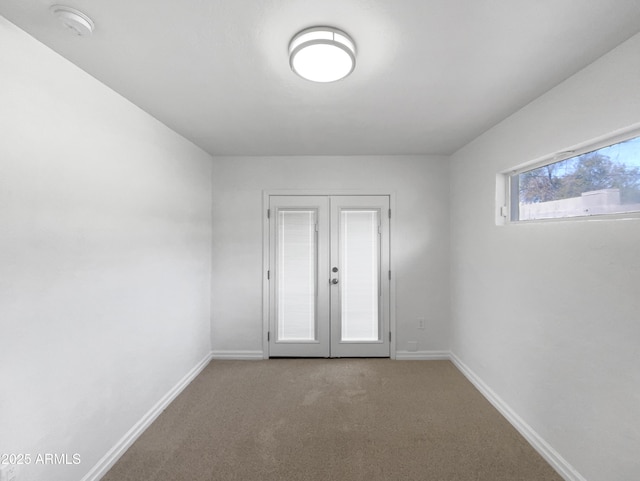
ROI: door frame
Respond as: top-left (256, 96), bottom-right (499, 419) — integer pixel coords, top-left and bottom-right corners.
top-left (261, 190), bottom-right (397, 359)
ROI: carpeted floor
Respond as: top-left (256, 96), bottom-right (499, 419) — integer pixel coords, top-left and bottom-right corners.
top-left (101, 359), bottom-right (562, 481)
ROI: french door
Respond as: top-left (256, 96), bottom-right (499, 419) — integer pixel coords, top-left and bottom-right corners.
top-left (267, 195), bottom-right (390, 357)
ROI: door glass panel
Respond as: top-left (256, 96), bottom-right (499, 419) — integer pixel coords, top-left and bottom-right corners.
top-left (277, 210), bottom-right (317, 341)
top-left (340, 210), bottom-right (379, 341)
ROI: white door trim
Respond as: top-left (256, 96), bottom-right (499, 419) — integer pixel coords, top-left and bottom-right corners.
top-left (262, 190), bottom-right (397, 359)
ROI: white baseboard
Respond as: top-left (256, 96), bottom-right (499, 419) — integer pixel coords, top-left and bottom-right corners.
top-left (211, 350), bottom-right (264, 360)
top-left (449, 353), bottom-right (586, 481)
top-left (79, 352), bottom-right (213, 481)
top-left (395, 350), bottom-right (450, 360)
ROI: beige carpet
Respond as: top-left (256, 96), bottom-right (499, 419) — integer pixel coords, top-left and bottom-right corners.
top-left (102, 359), bottom-right (562, 481)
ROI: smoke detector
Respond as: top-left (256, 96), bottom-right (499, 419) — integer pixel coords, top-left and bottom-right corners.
top-left (50, 5), bottom-right (94, 37)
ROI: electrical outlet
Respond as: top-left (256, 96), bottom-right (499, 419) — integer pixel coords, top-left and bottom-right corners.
top-left (0, 464), bottom-right (18, 481)
top-left (417, 317), bottom-right (425, 329)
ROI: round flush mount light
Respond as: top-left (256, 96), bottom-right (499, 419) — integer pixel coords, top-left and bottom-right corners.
top-left (289, 27), bottom-right (356, 83)
top-left (50, 5), bottom-right (94, 37)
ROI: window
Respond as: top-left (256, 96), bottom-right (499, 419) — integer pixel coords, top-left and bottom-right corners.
top-left (508, 134), bottom-right (640, 221)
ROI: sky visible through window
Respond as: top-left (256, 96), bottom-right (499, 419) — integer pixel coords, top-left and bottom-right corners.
top-left (514, 135), bottom-right (640, 220)
top-left (603, 135), bottom-right (640, 168)
top-left (518, 135), bottom-right (640, 205)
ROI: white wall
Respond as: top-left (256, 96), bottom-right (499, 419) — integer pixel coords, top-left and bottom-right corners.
top-left (211, 155), bottom-right (450, 356)
top-left (450, 32), bottom-right (640, 481)
top-left (0, 17), bottom-right (212, 481)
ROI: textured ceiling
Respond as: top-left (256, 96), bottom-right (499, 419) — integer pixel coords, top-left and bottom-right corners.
top-left (2, 0), bottom-right (640, 156)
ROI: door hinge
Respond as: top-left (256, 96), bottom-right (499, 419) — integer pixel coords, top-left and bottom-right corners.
top-left (267, 270), bottom-right (270, 280)
top-left (267, 208), bottom-right (270, 219)
top-left (388, 208), bottom-right (391, 218)
top-left (267, 331), bottom-right (270, 341)
top-left (388, 270), bottom-right (391, 280)
top-left (389, 332), bottom-right (392, 342)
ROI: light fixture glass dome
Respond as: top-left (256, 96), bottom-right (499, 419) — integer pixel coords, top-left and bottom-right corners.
top-left (289, 27), bottom-right (356, 83)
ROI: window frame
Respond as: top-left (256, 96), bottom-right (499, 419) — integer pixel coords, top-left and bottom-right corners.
top-left (503, 127), bottom-right (640, 224)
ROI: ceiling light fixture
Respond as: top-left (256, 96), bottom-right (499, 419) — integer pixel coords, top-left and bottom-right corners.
top-left (289, 27), bottom-right (356, 83)
top-left (50, 5), bottom-right (94, 37)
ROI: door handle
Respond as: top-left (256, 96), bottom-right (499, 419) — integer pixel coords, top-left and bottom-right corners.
top-left (331, 278), bottom-right (339, 285)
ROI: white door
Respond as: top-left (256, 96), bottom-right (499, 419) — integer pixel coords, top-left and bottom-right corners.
top-left (268, 195), bottom-right (390, 357)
